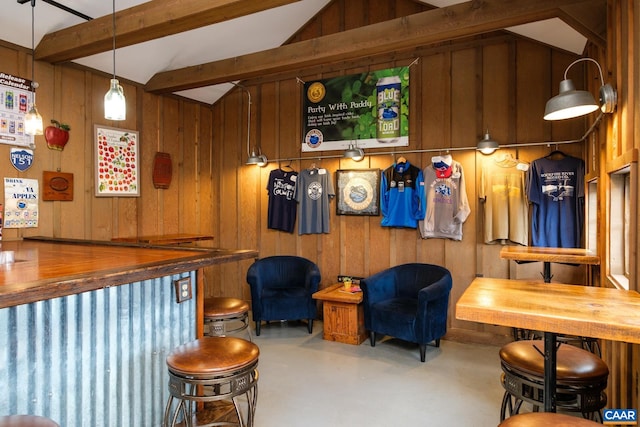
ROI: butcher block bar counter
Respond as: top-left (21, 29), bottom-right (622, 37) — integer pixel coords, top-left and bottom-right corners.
top-left (0, 237), bottom-right (257, 427)
top-left (0, 236), bottom-right (254, 309)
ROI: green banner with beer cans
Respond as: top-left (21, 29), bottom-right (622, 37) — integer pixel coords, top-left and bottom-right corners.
top-left (302, 67), bottom-right (409, 152)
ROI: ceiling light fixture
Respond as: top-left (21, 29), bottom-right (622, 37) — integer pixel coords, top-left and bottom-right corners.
top-left (544, 57), bottom-right (617, 121)
top-left (24, 0), bottom-right (43, 136)
top-left (238, 85), bottom-right (267, 167)
top-left (477, 131), bottom-right (499, 155)
top-left (344, 143), bottom-right (364, 161)
top-left (104, 0), bottom-right (126, 120)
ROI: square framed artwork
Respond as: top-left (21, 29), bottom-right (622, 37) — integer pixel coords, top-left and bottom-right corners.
top-left (94, 125), bottom-right (139, 197)
top-left (336, 169), bottom-right (380, 216)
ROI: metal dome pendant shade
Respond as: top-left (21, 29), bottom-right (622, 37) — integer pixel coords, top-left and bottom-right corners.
top-left (477, 131), bottom-right (499, 155)
top-left (344, 143), bottom-right (364, 161)
top-left (544, 57), bottom-right (617, 121)
top-left (543, 79), bottom-right (598, 120)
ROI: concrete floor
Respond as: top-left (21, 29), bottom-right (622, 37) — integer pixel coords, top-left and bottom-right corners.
top-left (250, 320), bottom-right (506, 427)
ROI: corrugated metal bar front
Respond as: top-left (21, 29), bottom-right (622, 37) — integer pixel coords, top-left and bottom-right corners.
top-left (0, 271), bottom-right (196, 426)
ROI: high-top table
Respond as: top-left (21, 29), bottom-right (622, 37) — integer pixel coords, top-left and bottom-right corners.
top-left (456, 277), bottom-right (640, 412)
top-left (500, 246), bottom-right (600, 283)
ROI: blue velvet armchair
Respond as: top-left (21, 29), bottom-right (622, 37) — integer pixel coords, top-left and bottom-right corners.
top-left (246, 256), bottom-right (321, 336)
top-left (361, 263), bottom-right (452, 362)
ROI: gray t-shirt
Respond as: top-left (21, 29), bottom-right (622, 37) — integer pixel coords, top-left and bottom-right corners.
top-left (294, 168), bottom-right (335, 234)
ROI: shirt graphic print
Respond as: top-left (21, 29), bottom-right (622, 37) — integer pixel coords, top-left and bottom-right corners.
top-left (266, 169), bottom-right (298, 233)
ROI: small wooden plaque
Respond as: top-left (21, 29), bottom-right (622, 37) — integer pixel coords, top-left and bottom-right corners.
top-left (43, 171), bottom-right (74, 201)
top-left (153, 152), bottom-right (172, 189)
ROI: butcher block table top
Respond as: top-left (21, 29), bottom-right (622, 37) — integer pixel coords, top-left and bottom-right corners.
top-left (499, 246), bottom-right (600, 265)
top-left (456, 277), bottom-right (640, 344)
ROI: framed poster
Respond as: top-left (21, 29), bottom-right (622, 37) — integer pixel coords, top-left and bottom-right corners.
top-left (94, 125), bottom-right (139, 197)
top-left (336, 169), bottom-right (380, 216)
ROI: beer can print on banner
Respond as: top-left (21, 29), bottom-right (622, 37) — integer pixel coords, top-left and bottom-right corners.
top-left (376, 76), bottom-right (401, 142)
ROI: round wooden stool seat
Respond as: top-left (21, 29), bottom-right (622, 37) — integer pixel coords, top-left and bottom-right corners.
top-left (163, 337), bottom-right (259, 427)
top-left (166, 336), bottom-right (259, 378)
top-left (499, 412), bottom-right (603, 426)
top-left (0, 416), bottom-right (59, 427)
top-left (499, 340), bottom-right (608, 422)
top-left (500, 340), bottom-right (609, 384)
top-left (203, 297), bottom-right (252, 341)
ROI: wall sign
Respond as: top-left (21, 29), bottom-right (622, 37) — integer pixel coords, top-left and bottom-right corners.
top-left (3, 177), bottom-right (38, 228)
top-left (94, 125), bottom-right (139, 197)
top-left (152, 152), bottom-right (172, 189)
top-left (43, 171), bottom-right (73, 201)
top-left (0, 71), bottom-right (35, 148)
top-left (10, 147), bottom-right (33, 171)
top-left (302, 67), bottom-right (409, 153)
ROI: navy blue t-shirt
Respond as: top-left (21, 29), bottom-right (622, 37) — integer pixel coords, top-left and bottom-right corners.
top-left (526, 155), bottom-right (584, 248)
top-left (267, 169), bottom-right (298, 233)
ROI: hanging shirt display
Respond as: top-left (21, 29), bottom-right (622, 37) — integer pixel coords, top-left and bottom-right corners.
top-left (526, 152), bottom-right (584, 248)
top-left (419, 155), bottom-right (470, 241)
top-left (266, 168), bottom-right (298, 233)
top-left (380, 159), bottom-right (426, 228)
top-left (294, 167), bottom-right (335, 235)
top-left (479, 154), bottom-right (529, 245)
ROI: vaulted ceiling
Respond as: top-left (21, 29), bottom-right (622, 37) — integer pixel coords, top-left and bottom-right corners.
top-left (2, 0), bottom-right (606, 105)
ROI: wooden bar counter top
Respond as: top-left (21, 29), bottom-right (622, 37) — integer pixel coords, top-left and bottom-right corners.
top-left (0, 236), bottom-right (257, 309)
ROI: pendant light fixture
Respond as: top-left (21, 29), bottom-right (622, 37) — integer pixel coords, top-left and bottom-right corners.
top-left (239, 85), bottom-right (267, 167)
top-left (544, 57), bottom-right (617, 121)
top-left (344, 142), bottom-right (365, 161)
top-left (476, 131), bottom-right (499, 155)
top-left (24, 0), bottom-right (43, 136)
top-left (104, 0), bottom-right (126, 120)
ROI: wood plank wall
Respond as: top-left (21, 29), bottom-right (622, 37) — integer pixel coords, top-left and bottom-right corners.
top-left (1, 0), bottom-right (638, 411)
top-left (596, 0), bottom-right (640, 413)
top-left (209, 0), bottom-right (588, 341)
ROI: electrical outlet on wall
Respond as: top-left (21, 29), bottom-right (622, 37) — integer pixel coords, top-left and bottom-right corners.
top-left (174, 277), bottom-right (192, 303)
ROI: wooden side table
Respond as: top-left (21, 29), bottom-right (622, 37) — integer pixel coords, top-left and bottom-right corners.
top-left (312, 283), bottom-right (367, 345)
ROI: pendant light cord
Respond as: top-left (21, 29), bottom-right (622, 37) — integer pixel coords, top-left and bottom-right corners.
top-left (112, 0), bottom-right (116, 79)
top-left (30, 0), bottom-right (36, 87)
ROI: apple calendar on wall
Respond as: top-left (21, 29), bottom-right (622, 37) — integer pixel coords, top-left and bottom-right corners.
top-left (94, 124), bottom-right (139, 197)
top-left (0, 71), bottom-right (36, 148)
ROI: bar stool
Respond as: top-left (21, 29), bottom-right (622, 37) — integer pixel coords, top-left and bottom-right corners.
top-left (163, 336), bottom-right (259, 427)
top-left (499, 412), bottom-right (603, 426)
top-left (0, 416), bottom-right (59, 427)
top-left (499, 340), bottom-right (608, 422)
top-left (204, 297), bottom-right (252, 341)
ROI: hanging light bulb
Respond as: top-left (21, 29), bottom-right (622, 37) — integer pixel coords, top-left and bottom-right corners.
top-left (104, 0), bottom-right (126, 120)
top-left (25, 0), bottom-right (43, 136)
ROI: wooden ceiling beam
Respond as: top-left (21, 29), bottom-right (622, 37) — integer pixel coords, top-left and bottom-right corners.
top-left (145, 0), bottom-right (594, 95)
top-left (35, 0), bottom-right (301, 63)
top-left (558, 0), bottom-right (607, 48)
